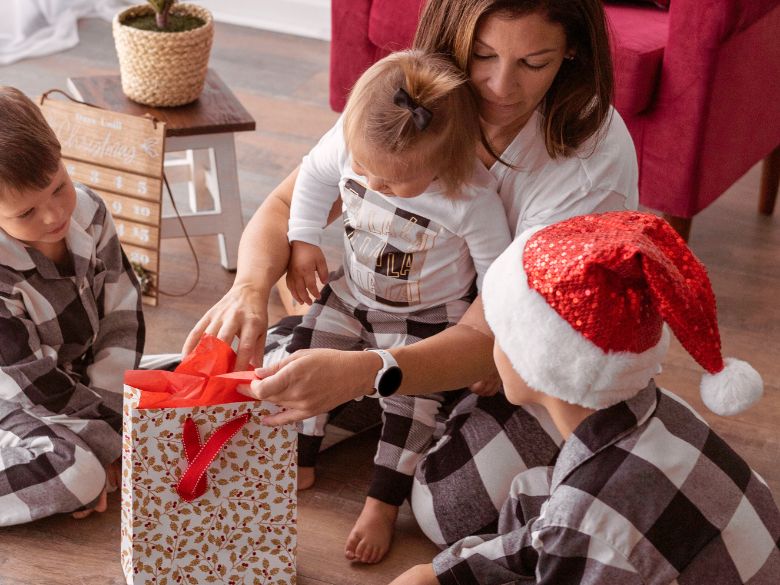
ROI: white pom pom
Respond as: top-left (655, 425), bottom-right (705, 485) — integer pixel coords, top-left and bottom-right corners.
top-left (700, 358), bottom-right (763, 416)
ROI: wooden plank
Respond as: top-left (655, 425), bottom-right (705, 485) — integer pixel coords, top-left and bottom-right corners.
top-left (40, 99), bottom-right (165, 177)
top-left (40, 96), bottom-right (166, 305)
top-left (122, 243), bottom-right (159, 274)
top-left (120, 243), bottom-right (159, 307)
top-left (94, 189), bottom-right (160, 226)
top-left (64, 159), bottom-right (162, 202)
top-left (113, 218), bottom-right (159, 249)
top-left (68, 70), bottom-right (257, 138)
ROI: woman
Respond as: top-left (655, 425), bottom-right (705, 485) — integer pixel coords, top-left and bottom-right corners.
top-left (184, 0), bottom-right (638, 573)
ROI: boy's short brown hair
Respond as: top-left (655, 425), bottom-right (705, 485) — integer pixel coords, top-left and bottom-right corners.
top-left (0, 87), bottom-right (62, 198)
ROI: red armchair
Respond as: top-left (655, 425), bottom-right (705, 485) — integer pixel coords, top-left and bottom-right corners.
top-left (330, 0), bottom-right (780, 239)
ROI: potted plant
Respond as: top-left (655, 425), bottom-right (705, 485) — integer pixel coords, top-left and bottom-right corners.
top-left (113, 0), bottom-right (214, 107)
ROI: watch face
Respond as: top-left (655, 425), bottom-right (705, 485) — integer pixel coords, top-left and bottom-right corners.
top-left (378, 365), bottom-right (403, 397)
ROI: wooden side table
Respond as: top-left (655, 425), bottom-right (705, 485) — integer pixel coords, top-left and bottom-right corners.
top-left (68, 69), bottom-right (256, 270)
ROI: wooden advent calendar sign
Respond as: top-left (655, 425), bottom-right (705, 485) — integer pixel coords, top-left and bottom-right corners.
top-left (39, 97), bottom-right (166, 305)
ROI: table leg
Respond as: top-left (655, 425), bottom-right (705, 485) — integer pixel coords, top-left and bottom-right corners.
top-left (187, 148), bottom-right (212, 212)
top-left (161, 133), bottom-right (245, 271)
top-left (211, 134), bottom-right (244, 270)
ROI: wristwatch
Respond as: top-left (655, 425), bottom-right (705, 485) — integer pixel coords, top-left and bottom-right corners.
top-left (365, 349), bottom-right (403, 397)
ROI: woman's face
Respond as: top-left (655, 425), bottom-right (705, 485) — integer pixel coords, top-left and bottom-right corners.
top-left (470, 12), bottom-right (572, 129)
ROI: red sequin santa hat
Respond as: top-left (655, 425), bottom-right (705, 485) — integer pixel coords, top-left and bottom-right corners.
top-left (482, 211), bottom-right (763, 415)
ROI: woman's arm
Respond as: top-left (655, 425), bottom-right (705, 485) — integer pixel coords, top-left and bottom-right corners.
top-left (183, 166), bottom-right (343, 370)
top-left (245, 296), bottom-right (497, 425)
top-left (183, 167), bottom-right (299, 370)
top-left (393, 296), bottom-right (496, 395)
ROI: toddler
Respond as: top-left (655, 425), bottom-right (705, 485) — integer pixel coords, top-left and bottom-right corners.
top-left (284, 50), bottom-right (511, 563)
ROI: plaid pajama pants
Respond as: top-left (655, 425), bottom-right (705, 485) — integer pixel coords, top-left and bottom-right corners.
top-left (0, 402), bottom-right (115, 526)
top-left (279, 280), bottom-right (473, 506)
top-left (267, 315), bottom-right (563, 544)
top-left (0, 355), bottom-right (179, 527)
top-left (410, 393), bottom-right (562, 547)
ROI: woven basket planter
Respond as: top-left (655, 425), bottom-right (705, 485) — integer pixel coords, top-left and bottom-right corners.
top-left (113, 3), bottom-right (214, 107)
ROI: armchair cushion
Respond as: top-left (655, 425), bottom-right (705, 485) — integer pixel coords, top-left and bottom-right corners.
top-left (607, 6), bottom-right (668, 115)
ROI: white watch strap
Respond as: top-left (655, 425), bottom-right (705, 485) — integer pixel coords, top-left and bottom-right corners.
top-left (360, 348), bottom-right (398, 399)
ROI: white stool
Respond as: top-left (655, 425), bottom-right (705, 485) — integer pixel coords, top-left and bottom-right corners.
top-left (68, 70), bottom-right (256, 271)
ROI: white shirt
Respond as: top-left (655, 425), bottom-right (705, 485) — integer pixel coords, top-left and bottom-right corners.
top-left (493, 108), bottom-right (639, 237)
top-left (289, 119), bottom-right (512, 312)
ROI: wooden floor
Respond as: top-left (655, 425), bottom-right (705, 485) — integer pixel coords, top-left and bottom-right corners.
top-left (1, 17), bottom-right (778, 585)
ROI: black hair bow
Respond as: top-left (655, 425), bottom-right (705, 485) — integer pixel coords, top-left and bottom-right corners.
top-left (393, 87), bottom-right (433, 131)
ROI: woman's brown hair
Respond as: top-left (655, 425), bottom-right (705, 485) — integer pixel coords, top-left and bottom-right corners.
top-left (343, 50), bottom-right (481, 195)
top-left (413, 0), bottom-right (613, 159)
top-left (0, 86), bottom-right (61, 198)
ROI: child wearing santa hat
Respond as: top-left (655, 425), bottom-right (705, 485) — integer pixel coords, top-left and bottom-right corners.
top-left (393, 211), bottom-right (779, 585)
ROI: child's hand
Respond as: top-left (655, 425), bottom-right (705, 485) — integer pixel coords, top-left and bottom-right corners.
top-left (286, 241), bottom-right (329, 305)
top-left (469, 369), bottom-right (502, 396)
top-left (388, 564), bottom-right (439, 585)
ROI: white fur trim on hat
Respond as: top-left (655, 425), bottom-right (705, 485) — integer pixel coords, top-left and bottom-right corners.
top-left (482, 227), bottom-right (670, 410)
top-left (700, 358), bottom-right (763, 416)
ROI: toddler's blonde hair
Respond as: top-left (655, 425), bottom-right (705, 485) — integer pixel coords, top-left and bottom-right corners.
top-left (343, 50), bottom-right (480, 196)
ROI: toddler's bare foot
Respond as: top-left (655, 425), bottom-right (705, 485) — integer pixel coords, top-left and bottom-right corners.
top-left (344, 497), bottom-right (398, 564)
top-left (298, 466), bottom-right (316, 491)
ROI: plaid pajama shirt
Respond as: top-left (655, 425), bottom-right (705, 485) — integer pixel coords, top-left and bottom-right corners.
top-left (431, 382), bottom-right (780, 585)
top-left (286, 275), bottom-right (475, 506)
top-left (0, 185), bottom-right (144, 526)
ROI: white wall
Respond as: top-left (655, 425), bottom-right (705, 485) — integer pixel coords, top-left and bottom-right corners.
top-left (197, 0), bottom-right (331, 40)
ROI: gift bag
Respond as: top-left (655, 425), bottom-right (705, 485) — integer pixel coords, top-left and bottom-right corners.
top-left (121, 335), bottom-right (297, 585)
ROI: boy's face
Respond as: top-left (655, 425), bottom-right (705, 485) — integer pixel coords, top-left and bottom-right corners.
top-left (493, 341), bottom-right (538, 405)
top-left (0, 161), bottom-right (77, 250)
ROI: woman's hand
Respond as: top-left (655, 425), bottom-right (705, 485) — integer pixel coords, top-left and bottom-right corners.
top-left (183, 283), bottom-right (269, 372)
top-left (388, 564), bottom-right (439, 585)
top-left (238, 348), bottom-right (382, 425)
top-left (286, 241), bottom-right (329, 305)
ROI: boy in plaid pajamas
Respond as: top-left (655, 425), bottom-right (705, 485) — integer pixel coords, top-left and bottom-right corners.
top-left (283, 50), bottom-right (511, 563)
top-left (394, 212), bottom-right (779, 585)
top-left (0, 87), bottom-right (144, 526)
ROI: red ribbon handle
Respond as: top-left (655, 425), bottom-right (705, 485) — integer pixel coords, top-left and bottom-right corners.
top-left (176, 413), bottom-right (251, 502)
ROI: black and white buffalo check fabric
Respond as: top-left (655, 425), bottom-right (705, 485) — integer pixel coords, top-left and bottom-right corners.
top-left (431, 382), bottom-right (780, 584)
top-left (283, 278), bottom-right (475, 505)
top-left (0, 185), bottom-right (144, 526)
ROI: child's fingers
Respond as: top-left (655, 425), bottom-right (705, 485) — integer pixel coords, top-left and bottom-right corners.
top-left (293, 276), bottom-right (312, 306)
top-left (303, 272), bottom-right (320, 302)
top-left (286, 273), bottom-right (305, 305)
top-left (316, 256), bottom-right (330, 285)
